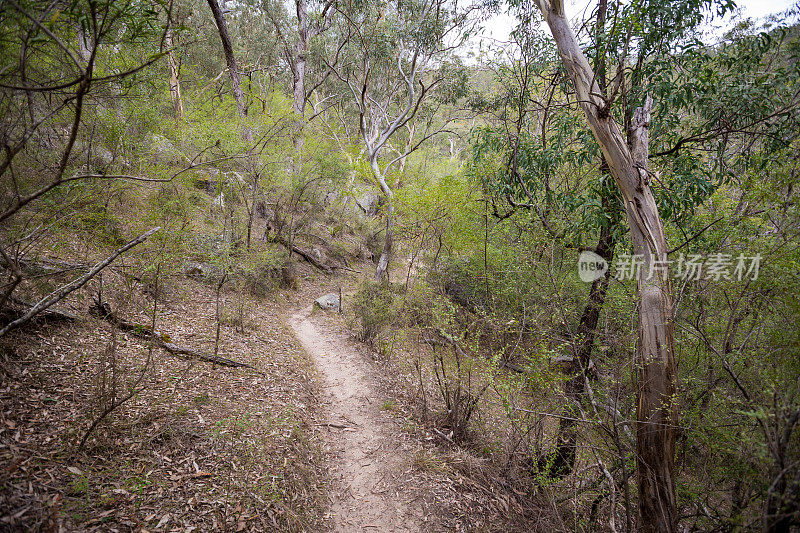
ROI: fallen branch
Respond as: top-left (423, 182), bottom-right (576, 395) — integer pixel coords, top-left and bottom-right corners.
top-left (433, 427), bottom-right (455, 445)
top-left (266, 222), bottom-right (334, 274)
top-left (290, 245), bottom-right (332, 273)
top-left (6, 296), bottom-right (79, 321)
top-left (90, 302), bottom-right (252, 369)
top-left (276, 236), bottom-right (333, 273)
top-left (0, 227), bottom-right (160, 337)
top-left (500, 360), bottom-right (528, 374)
top-left (160, 340), bottom-right (251, 368)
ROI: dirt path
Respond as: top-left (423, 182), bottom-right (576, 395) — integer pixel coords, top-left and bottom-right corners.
top-left (289, 306), bottom-right (422, 532)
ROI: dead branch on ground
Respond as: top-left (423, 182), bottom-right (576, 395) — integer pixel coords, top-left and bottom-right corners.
top-left (0, 227), bottom-right (160, 337)
top-left (89, 301), bottom-right (252, 369)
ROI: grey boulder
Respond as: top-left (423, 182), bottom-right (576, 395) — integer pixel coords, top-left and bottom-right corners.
top-left (314, 293), bottom-right (340, 311)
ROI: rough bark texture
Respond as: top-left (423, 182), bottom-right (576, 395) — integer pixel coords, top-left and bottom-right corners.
top-left (291, 51), bottom-right (306, 153)
top-left (629, 98), bottom-right (678, 533)
top-left (550, 202), bottom-right (617, 478)
top-left (207, 0), bottom-right (252, 143)
top-left (290, 0), bottom-right (310, 152)
top-left (534, 1), bottom-right (678, 531)
top-left (288, 0), bottom-right (333, 151)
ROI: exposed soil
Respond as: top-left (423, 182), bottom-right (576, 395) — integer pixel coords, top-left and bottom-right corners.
top-left (289, 306), bottom-right (422, 532)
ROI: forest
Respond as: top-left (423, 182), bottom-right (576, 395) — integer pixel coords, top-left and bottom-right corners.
top-left (1, 0), bottom-right (799, 531)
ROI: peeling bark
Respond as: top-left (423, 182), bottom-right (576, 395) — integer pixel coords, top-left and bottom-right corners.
top-left (534, 1), bottom-right (678, 530)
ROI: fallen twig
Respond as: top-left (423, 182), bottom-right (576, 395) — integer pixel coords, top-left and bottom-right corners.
top-left (90, 302), bottom-right (252, 369)
top-left (0, 227), bottom-right (160, 337)
top-left (433, 427), bottom-right (455, 445)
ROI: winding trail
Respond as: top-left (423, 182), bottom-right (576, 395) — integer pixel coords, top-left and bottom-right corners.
top-left (289, 306), bottom-right (422, 532)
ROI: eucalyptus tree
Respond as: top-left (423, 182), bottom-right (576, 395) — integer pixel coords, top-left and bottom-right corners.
top-left (326, 0), bottom-right (478, 281)
top-left (528, 3), bottom-right (677, 526)
top-left (476, 0), bottom-right (800, 530)
top-left (472, 17), bottom-right (624, 482)
top-left (165, 20), bottom-right (184, 119)
top-left (207, 0), bottom-right (253, 142)
top-left (263, 0), bottom-right (336, 150)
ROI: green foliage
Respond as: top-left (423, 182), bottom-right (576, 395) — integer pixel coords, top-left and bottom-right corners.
top-left (2, 0), bottom-right (799, 529)
top-left (78, 207), bottom-right (126, 246)
top-left (401, 283), bottom-right (457, 333)
top-left (350, 281), bottom-right (403, 344)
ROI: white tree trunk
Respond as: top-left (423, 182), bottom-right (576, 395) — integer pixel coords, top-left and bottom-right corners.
top-left (166, 28), bottom-right (184, 120)
top-left (534, 1), bottom-right (678, 531)
top-left (371, 157), bottom-right (394, 282)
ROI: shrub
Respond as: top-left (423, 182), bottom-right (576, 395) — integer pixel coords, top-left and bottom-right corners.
top-left (350, 281), bottom-right (402, 344)
top-left (235, 246), bottom-right (285, 297)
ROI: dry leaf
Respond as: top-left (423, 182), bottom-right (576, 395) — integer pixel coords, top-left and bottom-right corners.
top-left (155, 513), bottom-right (170, 529)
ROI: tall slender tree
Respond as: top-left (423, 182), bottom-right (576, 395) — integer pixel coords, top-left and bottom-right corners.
top-left (267, 0), bottom-right (335, 150)
top-left (165, 24), bottom-right (184, 120)
top-left (327, 0), bottom-right (476, 281)
top-left (531, 1), bottom-right (678, 530)
top-left (207, 0), bottom-right (253, 142)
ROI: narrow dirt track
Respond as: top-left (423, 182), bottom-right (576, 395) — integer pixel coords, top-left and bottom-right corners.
top-left (289, 306), bottom-right (422, 532)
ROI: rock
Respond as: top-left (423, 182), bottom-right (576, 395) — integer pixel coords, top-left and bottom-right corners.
top-left (355, 191), bottom-right (380, 216)
top-left (225, 171), bottom-right (246, 186)
top-left (549, 354), bottom-right (596, 374)
top-left (92, 146), bottom-right (115, 167)
top-left (193, 178), bottom-right (219, 194)
top-left (149, 133), bottom-right (184, 164)
top-left (314, 293), bottom-right (340, 311)
top-left (324, 191), bottom-right (337, 205)
top-left (184, 261), bottom-right (217, 281)
top-left (193, 234), bottom-right (233, 256)
top-left (71, 142), bottom-right (118, 170)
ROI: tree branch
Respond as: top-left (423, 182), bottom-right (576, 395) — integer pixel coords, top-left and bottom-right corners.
top-left (0, 227), bottom-right (160, 337)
